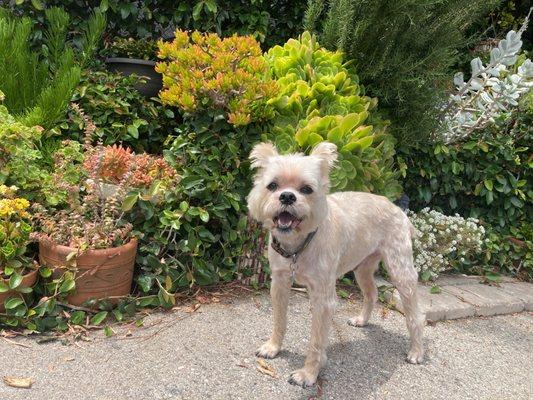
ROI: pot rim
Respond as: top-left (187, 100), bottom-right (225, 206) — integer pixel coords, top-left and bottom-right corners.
top-left (39, 237), bottom-right (138, 256)
top-left (0, 267), bottom-right (39, 284)
top-left (105, 57), bottom-right (157, 66)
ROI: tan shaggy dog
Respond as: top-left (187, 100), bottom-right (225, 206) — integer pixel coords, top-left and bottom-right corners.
top-left (247, 141), bottom-right (424, 388)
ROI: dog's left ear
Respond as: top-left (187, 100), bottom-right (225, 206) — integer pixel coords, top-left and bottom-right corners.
top-left (249, 142), bottom-right (278, 170)
top-left (311, 142), bottom-right (338, 175)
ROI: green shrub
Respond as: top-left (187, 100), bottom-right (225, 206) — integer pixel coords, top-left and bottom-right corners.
top-left (265, 31), bottom-right (401, 198)
top-left (403, 97), bottom-right (532, 279)
top-left (9, 0), bottom-right (307, 48)
top-left (305, 0), bottom-right (500, 146)
top-left (0, 7), bottom-right (105, 129)
top-left (124, 32), bottom-right (271, 297)
top-left (65, 70), bottom-right (177, 153)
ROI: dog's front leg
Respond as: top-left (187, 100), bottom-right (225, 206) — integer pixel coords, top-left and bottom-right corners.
top-left (289, 283), bottom-right (336, 388)
top-left (256, 271), bottom-right (291, 359)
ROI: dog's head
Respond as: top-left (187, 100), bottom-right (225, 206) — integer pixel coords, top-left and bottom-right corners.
top-left (247, 142), bottom-right (337, 236)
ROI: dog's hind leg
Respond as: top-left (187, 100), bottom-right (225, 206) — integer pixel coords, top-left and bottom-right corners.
top-left (348, 252), bottom-right (380, 327)
top-left (381, 239), bottom-right (425, 364)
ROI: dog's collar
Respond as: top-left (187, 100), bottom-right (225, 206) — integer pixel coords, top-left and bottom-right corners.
top-left (271, 228), bottom-right (318, 263)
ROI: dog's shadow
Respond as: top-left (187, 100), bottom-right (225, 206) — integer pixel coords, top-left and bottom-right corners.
top-left (283, 323), bottom-right (410, 399)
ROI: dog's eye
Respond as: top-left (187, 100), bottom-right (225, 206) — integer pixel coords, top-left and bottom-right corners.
top-left (266, 182), bottom-right (278, 191)
top-left (299, 185), bottom-right (313, 195)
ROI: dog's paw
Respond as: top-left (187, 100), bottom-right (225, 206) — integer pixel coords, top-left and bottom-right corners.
top-left (347, 316), bottom-right (368, 327)
top-left (255, 341), bottom-right (280, 359)
top-left (288, 368), bottom-right (317, 388)
top-left (406, 349), bottom-right (424, 364)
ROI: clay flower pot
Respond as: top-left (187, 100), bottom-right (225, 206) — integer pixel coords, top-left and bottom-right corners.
top-left (38, 238), bottom-right (137, 306)
top-left (0, 269), bottom-right (38, 312)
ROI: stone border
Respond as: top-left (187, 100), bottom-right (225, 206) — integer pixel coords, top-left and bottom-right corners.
top-left (376, 274), bottom-right (532, 322)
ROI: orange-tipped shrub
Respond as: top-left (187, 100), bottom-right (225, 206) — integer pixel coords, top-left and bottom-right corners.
top-left (156, 30), bottom-right (277, 126)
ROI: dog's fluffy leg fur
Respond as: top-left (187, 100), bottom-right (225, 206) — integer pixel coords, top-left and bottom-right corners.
top-left (289, 281), bottom-right (336, 388)
top-left (381, 237), bottom-right (425, 364)
top-left (348, 253), bottom-right (380, 327)
top-left (256, 270), bottom-right (291, 359)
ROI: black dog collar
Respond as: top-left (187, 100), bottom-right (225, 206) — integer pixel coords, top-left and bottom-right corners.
top-left (271, 228), bottom-right (318, 263)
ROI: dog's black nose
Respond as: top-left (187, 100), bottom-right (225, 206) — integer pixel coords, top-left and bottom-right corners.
top-left (279, 191), bottom-right (296, 205)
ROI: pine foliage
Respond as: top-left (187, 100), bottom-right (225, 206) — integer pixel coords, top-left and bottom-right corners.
top-left (305, 0), bottom-right (502, 145)
top-left (0, 7), bottom-right (105, 129)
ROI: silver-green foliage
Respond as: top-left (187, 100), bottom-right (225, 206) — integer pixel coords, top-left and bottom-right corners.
top-left (440, 9), bottom-right (533, 143)
top-left (0, 7), bottom-right (105, 129)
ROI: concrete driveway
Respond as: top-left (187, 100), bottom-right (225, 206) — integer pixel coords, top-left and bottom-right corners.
top-left (0, 291), bottom-right (531, 399)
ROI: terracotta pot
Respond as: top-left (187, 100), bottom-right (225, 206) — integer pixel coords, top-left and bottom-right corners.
top-left (0, 269), bottom-right (38, 312)
top-left (39, 238), bottom-right (137, 306)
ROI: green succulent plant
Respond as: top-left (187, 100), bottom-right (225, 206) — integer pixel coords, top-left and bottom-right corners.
top-left (265, 31), bottom-right (401, 198)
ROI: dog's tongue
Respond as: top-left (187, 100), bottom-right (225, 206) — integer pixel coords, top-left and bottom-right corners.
top-left (278, 212), bottom-right (295, 225)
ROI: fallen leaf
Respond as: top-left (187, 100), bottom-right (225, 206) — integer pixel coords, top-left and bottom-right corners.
top-left (3, 376), bottom-right (34, 389)
top-left (256, 359), bottom-right (277, 378)
top-left (184, 304), bottom-right (201, 313)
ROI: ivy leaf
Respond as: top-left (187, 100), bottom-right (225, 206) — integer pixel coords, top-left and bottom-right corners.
top-left (4, 297), bottom-right (24, 310)
top-left (9, 274), bottom-right (23, 290)
top-left (59, 279), bottom-right (75, 294)
top-left (90, 311), bottom-right (108, 326)
top-left (0, 281), bottom-right (10, 293)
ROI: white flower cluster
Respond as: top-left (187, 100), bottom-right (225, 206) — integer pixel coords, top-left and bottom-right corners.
top-left (438, 8), bottom-right (532, 144)
top-left (409, 208), bottom-right (486, 280)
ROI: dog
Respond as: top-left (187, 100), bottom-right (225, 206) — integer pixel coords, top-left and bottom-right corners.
top-left (247, 141), bottom-right (424, 388)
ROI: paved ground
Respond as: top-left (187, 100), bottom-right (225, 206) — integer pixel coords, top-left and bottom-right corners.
top-left (0, 292), bottom-right (531, 400)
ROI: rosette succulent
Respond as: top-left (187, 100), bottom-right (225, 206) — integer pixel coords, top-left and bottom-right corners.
top-left (265, 32), bottom-right (401, 198)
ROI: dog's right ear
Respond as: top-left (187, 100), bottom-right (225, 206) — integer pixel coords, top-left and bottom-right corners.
top-left (249, 142), bottom-right (278, 170)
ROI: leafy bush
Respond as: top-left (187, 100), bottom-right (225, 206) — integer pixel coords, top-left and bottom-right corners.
top-left (0, 185), bottom-right (36, 279)
top-left (9, 0), bottom-right (307, 48)
top-left (125, 32), bottom-right (272, 297)
top-left (157, 30), bottom-right (277, 126)
top-left (104, 37), bottom-right (159, 60)
top-left (410, 208), bottom-right (485, 281)
top-left (305, 0), bottom-right (500, 146)
top-left (65, 70), bottom-right (177, 153)
top-left (403, 94), bottom-right (532, 279)
top-left (265, 32), bottom-right (401, 198)
top-left (0, 7), bottom-right (105, 129)
top-left (0, 96), bottom-right (50, 199)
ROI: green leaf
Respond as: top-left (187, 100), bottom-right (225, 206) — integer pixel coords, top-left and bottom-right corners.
top-left (40, 267), bottom-right (52, 278)
top-left (90, 311), bottom-right (108, 326)
top-left (59, 279), bottom-right (75, 293)
top-left (104, 326), bottom-right (114, 337)
top-left (127, 125), bottom-right (139, 139)
top-left (4, 297), bottom-right (24, 310)
top-left (429, 285), bottom-right (442, 294)
top-left (199, 209), bottom-right (210, 223)
top-left (8, 274), bottom-right (23, 290)
top-left (31, 0), bottom-right (44, 10)
top-left (337, 289), bottom-right (349, 299)
top-left (122, 193), bottom-right (138, 211)
top-left (484, 179), bottom-right (493, 191)
top-left (0, 281), bottom-right (9, 293)
top-left (70, 310), bottom-right (86, 325)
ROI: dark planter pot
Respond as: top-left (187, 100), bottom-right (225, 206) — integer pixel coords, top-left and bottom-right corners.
top-left (39, 238), bottom-right (137, 306)
top-left (105, 57), bottom-right (162, 98)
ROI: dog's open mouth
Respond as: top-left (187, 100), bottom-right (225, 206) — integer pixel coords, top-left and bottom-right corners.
top-left (274, 211), bottom-right (302, 231)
